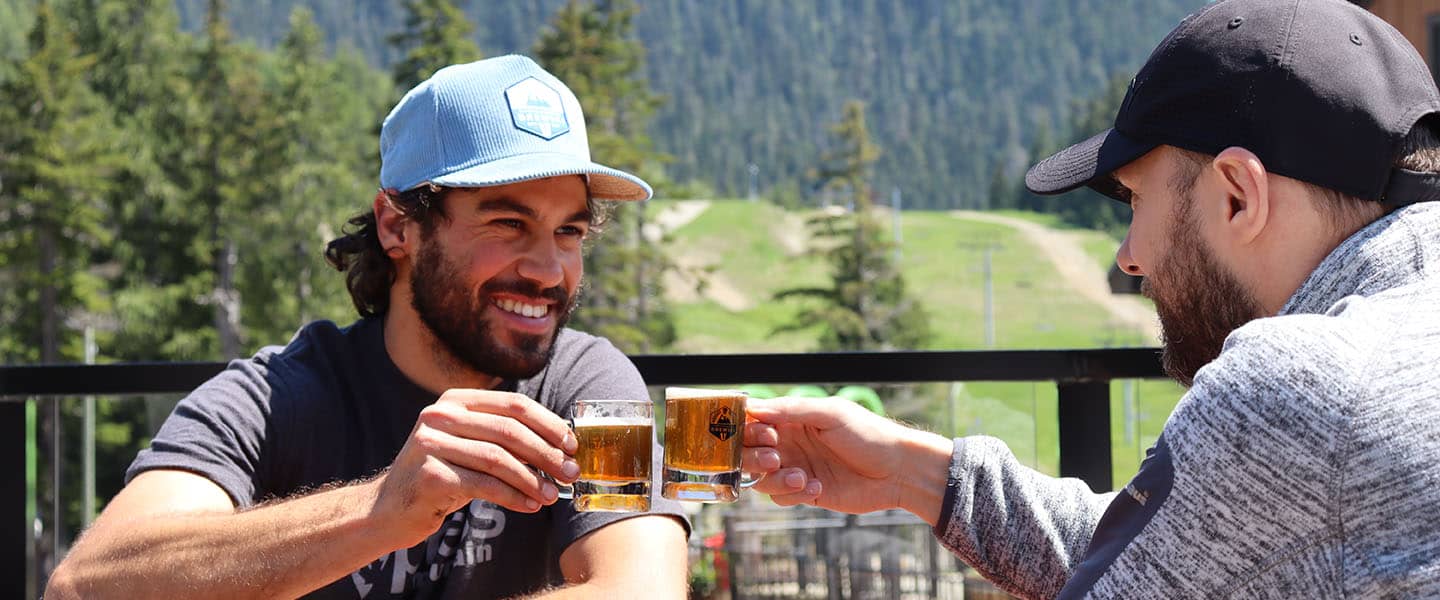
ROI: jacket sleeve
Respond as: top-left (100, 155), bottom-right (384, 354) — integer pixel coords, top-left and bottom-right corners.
top-left (932, 435), bottom-right (1114, 599)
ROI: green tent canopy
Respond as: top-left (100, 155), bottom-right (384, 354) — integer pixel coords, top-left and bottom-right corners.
top-left (738, 384), bottom-right (779, 399)
top-left (783, 385), bottom-right (830, 398)
top-left (835, 385), bottom-right (885, 415)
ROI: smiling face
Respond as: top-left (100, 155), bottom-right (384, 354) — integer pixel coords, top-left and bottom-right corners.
top-left (407, 176), bottom-right (591, 380)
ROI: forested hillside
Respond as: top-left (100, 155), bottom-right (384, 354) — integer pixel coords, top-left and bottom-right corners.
top-left (163, 0), bottom-right (1202, 211)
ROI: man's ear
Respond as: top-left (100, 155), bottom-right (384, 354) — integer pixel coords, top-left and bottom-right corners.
top-left (1211, 146), bottom-right (1270, 245)
top-left (374, 189), bottom-right (410, 260)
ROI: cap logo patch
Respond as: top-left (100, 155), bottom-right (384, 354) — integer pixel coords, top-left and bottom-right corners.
top-left (505, 77), bottom-right (570, 140)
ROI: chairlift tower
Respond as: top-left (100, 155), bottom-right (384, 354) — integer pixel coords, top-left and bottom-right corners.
top-left (747, 163), bottom-right (759, 201)
top-left (959, 241), bottom-right (1004, 347)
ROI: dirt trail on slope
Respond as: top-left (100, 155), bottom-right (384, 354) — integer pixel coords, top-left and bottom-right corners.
top-left (645, 200), bottom-right (711, 239)
top-left (951, 211), bottom-right (1161, 343)
top-left (649, 201), bottom-right (753, 311)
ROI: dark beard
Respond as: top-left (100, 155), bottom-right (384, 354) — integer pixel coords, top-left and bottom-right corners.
top-left (409, 235), bottom-right (576, 380)
top-left (1142, 203), bottom-right (1264, 387)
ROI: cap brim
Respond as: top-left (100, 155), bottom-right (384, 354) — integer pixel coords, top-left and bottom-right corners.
top-left (426, 151), bottom-right (652, 201)
top-left (1024, 128), bottom-right (1156, 201)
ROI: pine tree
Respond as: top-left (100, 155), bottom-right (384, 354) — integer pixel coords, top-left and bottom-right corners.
top-left (388, 0), bottom-right (481, 92)
top-left (535, 0), bottom-right (675, 353)
top-left (242, 7), bottom-right (331, 337)
top-left (63, 0), bottom-right (205, 361)
top-left (0, 0), bottom-right (125, 579)
top-left (1052, 74), bottom-right (1133, 234)
top-left (1016, 121), bottom-right (1054, 213)
top-left (774, 101), bottom-right (930, 351)
top-left (240, 7), bottom-right (388, 342)
top-left (187, 0), bottom-right (273, 358)
top-left (0, 1), bottom-right (123, 363)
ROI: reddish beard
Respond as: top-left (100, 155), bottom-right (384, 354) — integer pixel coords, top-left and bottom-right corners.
top-left (1142, 200), bottom-right (1264, 387)
top-left (409, 234), bottom-right (577, 380)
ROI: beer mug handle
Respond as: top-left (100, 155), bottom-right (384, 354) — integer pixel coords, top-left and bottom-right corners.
top-left (543, 468), bottom-right (574, 500)
top-left (737, 401), bottom-right (761, 489)
top-left (539, 419), bottom-right (575, 500)
top-left (738, 471), bottom-right (762, 489)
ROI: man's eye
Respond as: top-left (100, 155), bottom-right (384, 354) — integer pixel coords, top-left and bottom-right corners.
top-left (558, 225), bottom-right (587, 238)
top-left (494, 219), bottom-right (525, 230)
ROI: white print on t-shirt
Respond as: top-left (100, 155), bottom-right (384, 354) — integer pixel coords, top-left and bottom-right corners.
top-left (437, 500), bottom-right (506, 573)
top-left (350, 499), bottom-right (509, 598)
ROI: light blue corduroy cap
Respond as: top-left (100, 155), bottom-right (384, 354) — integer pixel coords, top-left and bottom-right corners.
top-left (379, 55), bottom-right (651, 201)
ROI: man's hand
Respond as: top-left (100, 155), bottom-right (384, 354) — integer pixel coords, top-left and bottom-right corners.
top-left (373, 389), bottom-right (579, 546)
top-left (742, 396), bottom-right (953, 523)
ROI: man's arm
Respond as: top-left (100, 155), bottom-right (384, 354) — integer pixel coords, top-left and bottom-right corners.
top-left (743, 396), bottom-right (1113, 599)
top-left (47, 389), bottom-right (581, 599)
top-left (530, 515), bottom-right (690, 599)
top-left (741, 395), bottom-right (963, 522)
top-left (45, 470), bottom-right (408, 599)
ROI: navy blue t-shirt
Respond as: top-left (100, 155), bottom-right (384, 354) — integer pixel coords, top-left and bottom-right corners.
top-left (127, 318), bottom-right (688, 599)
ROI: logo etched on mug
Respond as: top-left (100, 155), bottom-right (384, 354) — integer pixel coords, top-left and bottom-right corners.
top-left (708, 406), bottom-right (737, 441)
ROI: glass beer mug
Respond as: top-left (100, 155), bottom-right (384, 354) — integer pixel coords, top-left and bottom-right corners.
top-left (560, 398), bottom-right (654, 512)
top-left (661, 387), bottom-right (759, 502)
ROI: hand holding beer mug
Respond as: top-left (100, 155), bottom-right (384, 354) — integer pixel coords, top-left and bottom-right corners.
top-left (662, 387), bottom-right (760, 502)
top-left (558, 398), bottom-right (654, 512)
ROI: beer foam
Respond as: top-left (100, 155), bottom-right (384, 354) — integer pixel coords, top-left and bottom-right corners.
top-left (665, 387), bottom-right (744, 400)
top-left (572, 416), bottom-right (653, 428)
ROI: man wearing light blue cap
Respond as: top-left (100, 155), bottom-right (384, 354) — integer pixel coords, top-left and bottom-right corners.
top-left (48, 56), bottom-right (690, 599)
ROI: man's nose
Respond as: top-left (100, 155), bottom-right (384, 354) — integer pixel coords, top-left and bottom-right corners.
top-left (1116, 229), bottom-right (1145, 276)
top-left (517, 240), bottom-right (565, 289)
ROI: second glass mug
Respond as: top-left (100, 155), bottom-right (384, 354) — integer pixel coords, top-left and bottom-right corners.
top-left (661, 387), bottom-right (759, 502)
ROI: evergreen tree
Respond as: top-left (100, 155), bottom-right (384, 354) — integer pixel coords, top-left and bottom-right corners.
top-left (1053, 74), bottom-right (1133, 234)
top-left (62, 0), bottom-right (206, 361)
top-left (1016, 121), bottom-right (1055, 213)
top-left (535, 0), bottom-right (675, 353)
top-left (0, 1), bottom-right (123, 363)
top-left (985, 163), bottom-right (1014, 212)
top-left (188, 0), bottom-right (273, 358)
top-left (1007, 74), bottom-right (1134, 233)
top-left (388, 0), bottom-right (482, 92)
top-left (241, 7), bottom-right (388, 343)
top-left (774, 101), bottom-right (929, 351)
top-left (0, 1), bottom-right (125, 578)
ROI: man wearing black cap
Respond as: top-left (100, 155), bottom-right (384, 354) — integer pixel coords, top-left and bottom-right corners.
top-left (742, 0), bottom-right (1440, 597)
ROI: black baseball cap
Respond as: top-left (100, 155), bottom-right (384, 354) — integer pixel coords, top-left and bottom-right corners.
top-left (1025, 0), bottom-right (1440, 206)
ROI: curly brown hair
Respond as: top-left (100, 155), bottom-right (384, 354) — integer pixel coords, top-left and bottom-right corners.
top-left (324, 186), bottom-right (450, 318)
top-left (324, 183), bottom-right (610, 318)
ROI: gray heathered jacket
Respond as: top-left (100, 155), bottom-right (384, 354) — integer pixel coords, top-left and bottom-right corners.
top-left (933, 203), bottom-right (1440, 599)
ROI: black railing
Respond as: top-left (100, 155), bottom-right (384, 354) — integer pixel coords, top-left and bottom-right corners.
top-left (0, 347), bottom-right (1164, 599)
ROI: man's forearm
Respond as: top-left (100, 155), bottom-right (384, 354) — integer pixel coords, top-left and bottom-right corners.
top-left (896, 428), bottom-right (958, 526)
top-left (930, 436), bottom-right (1114, 599)
top-left (47, 479), bottom-right (403, 600)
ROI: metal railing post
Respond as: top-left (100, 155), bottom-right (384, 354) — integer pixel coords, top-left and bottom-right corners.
top-left (3, 400), bottom-right (26, 599)
top-left (723, 512), bottom-right (741, 600)
top-left (1057, 380), bottom-right (1113, 492)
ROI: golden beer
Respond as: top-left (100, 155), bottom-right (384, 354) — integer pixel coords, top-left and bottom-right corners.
top-left (662, 388), bottom-right (754, 503)
top-left (566, 399), bottom-right (653, 512)
top-left (663, 393), bottom-right (743, 472)
top-left (574, 420), bottom-right (652, 484)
